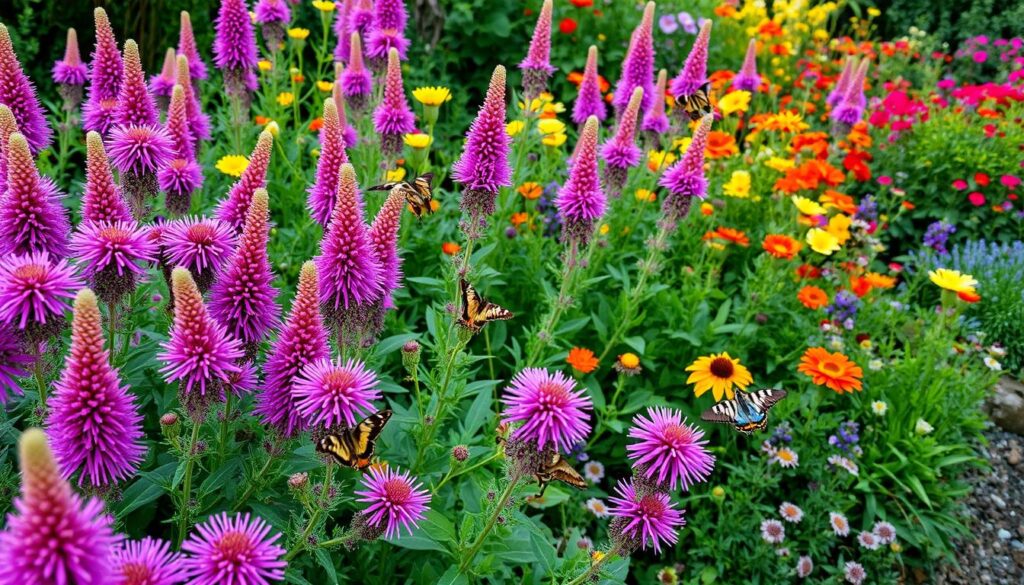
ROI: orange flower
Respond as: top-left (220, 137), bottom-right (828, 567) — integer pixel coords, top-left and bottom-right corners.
top-left (254, 115), bottom-right (271, 125)
top-left (796, 264), bottom-right (822, 280)
top-left (441, 242), bottom-right (461, 255)
top-left (714, 4), bottom-right (738, 17)
top-left (863, 272), bottom-right (896, 289)
top-left (518, 182), bottom-right (542, 200)
top-left (705, 131), bottom-right (738, 159)
top-left (901, 200), bottom-right (915, 210)
top-left (762, 234), bottom-right (802, 259)
top-left (790, 132), bottom-right (829, 159)
top-left (758, 20), bottom-right (784, 38)
top-left (849, 276), bottom-right (872, 297)
top-left (797, 285), bottom-right (828, 309)
top-left (309, 117), bottom-right (324, 131)
top-left (510, 212), bottom-right (528, 227)
top-left (567, 71), bottom-right (584, 86)
top-left (566, 347), bottom-right (599, 374)
top-left (798, 347), bottom-right (863, 393)
top-left (819, 190), bottom-right (857, 214)
top-left (704, 227), bottom-right (750, 247)
top-left (958, 290), bottom-right (982, 303)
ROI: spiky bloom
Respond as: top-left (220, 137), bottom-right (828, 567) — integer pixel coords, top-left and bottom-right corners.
top-left (52, 28), bottom-right (90, 108)
top-left (373, 48), bottom-right (416, 156)
top-left (116, 40), bottom-right (159, 128)
top-left (105, 124), bottom-right (173, 177)
top-left (161, 217), bottom-right (237, 292)
top-left (0, 429), bottom-right (119, 584)
top-left (150, 47), bottom-right (178, 102)
top-left (670, 19), bottom-right (712, 99)
top-left (46, 289), bottom-right (145, 488)
top-left (256, 261), bottom-right (329, 437)
top-left (214, 0), bottom-right (259, 98)
top-left (572, 45), bottom-right (607, 125)
top-left (452, 65), bottom-right (512, 218)
top-left (216, 131), bottom-right (273, 231)
top-left (659, 114), bottom-right (712, 223)
top-left (608, 478), bottom-right (685, 554)
top-left (334, 0), bottom-right (354, 62)
top-left (175, 55), bottom-right (211, 144)
top-left (0, 133), bottom-right (71, 258)
top-left (84, 8), bottom-right (123, 136)
top-left (355, 466), bottom-right (431, 539)
top-left (210, 188), bottom-right (280, 346)
top-left (71, 220), bottom-right (157, 305)
top-left (369, 188), bottom-right (406, 308)
top-left (0, 104), bottom-right (18, 200)
top-left (83, 131), bottom-right (133, 224)
top-left (294, 357), bottom-right (381, 429)
top-left (178, 11), bottom-right (208, 81)
top-left (831, 59), bottom-right (869, 128)
top-left (159, 85), bottom-right (203, 215)
top-left (159, 267), bottom-right (244, 395)
top-left (0, 252), bottom-right (79, 339)
top-left (602, 86), bottom-right (644, 168)
top-left (367, 0), bottom-right (411, 62)
top-left (0, 25), bottom-right (51, 154)
top-left (341, 32), bottom-right (373, 112)
top-left (112, 537), bottom-right (190, 585)
top-left (332, 65), bottom-right (359, 148)
top-left (181, 513), bottom-right (286, 584)
top-left (613, 2), bottom-right (655, 115)
top-left (827, 57), bottom-right (855, 109)
top-left (308, 100), bottom-right (350, 227)
top-left (732, 39), bottom-right (761, 92)
top-left (557, 116), bottom-right (605, 247)
top-left (350, 0), bottom-right (375, 35)
top-left (642, 69), bottom-right (670, 135)
top-left (0, 325), bottom-right (30, 403)
top-left (254, 0), bottom-right (291, 23)
top-left (317, 163), bottom-right (383, 314)
top-left (626, 407), bottom-right (715, 492)
top-left (502, 368), bottom-right (592, 453)
top-left (518, 0), bottom-right (555, 99)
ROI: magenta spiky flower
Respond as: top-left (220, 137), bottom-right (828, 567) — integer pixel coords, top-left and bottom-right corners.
top-left (175, 55), bottom-right (211, 144)
top-left (626, 406), bottom-right (715, 492)
top-left (373, 48), bottom-right (416, 156)
top-left (642, 69), bottom-right (670, 135)
top-left (355, 466), bottom-right (431, 539)
top-left (210, 189), bottom-right (280, 346)
top-left (178, 11), bottom-right (208, 81)
top-left (369, 188), bottom-right (405, 309)
top-left (0, 104), bottom-right (18, 200)
top-left (105, 124), bottom-right (173, 176)
top-left (316, 163), bottom-right (383, 311)
top-left (831, 59), bottom-right (868, 127)
top-left (294, 357), bottom-right (381, 429)
top-left (334, 1), bottom-right (354, 62)
top-left (613, 2), bottom-right (655, 115)
top-left (0, 25), bottom-right (52, 155)
top-left (159, 85), bottom-right (201, 215)
top-left (557, 116), bottom-right (605, 246)
top-left (670, 20), bottom-right (712, 99)
top-left (83, 131), bottom-right (133, 224)
top-left (112, 537), bottom-right (189, 585)
top-left (84, 8), bottom-right (123, 136)
top-left (46, 289), bottom-right (145, 488)
top-left (255, 261), bottom-right (329, 437)
top-left (0, 252), bottom-right (79, 332)
top-left (53, 28), bottom-right (89, 86)
top-left (0, 325), bottom-right (31, 404)
top-left (341, 32), bottom-right (373, 111)
top-left (518, 0), bottom-right (555, 99)
top-left (150, 48), bottom-right (178, 101)
top-left (367, 0), bottom-right (411, 61)
top-left (216, 131), bottom-right (273, 231)
top-left (572, 46), bottom-right (607, 125)
top-left (70, 220), bottom-right (157, 305)
top-left (608, 478), bottom-right (685, 554)
top-left (332, 69), bottom-right (359, 148)
top-left (214, 0), bottom-right (259, 72)
top-left (0, 133), bottom-right (71, 258)
top-left (452, 65), bottom-right (512, 218)
top-left (732, 39), bottom-right (761, 92)
top-left (115, 40), bottom-right (158, 128)
top-left (159, 267), bottom-right (244, 395)
top-left (181, 512), bottom-right (286, 584)
top-left (350, 0), bottom-right (375, 35)
top-left (502, 367), bottom-right (592, 453)
top-left (601, 86), bottom-right (644, 169)
top-left (223, 360), bottom-right (258, 396)
top-left (161, 216), bottom-right (237, 290)
top-left (827, 57), bottom-right (855, 109)
top-left (659, 115), bottom-right (712, 222)
top-left (0, 429), bottom-right (119, 584)
top-left (308, 99), bottom-right (350, 227)
top-left (254, 0), bottom-right (291, 24)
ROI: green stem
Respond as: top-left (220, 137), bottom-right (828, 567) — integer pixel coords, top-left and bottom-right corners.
top-left (232, 453), bottom-right (276, 512)
top-left (218, 392), bottom-right (233, 467)
top-left (411, 368), bottom-right (424, 420)
top-left (285, 508), bottom-right (322, 562)
top-left (33, 355), bottom-right (47, 410)
top-left (413, 337), bottom-right (466, 472)
top-left (107, 301), bottom-right (118, 359)
top-left (176, 421), bottom-right (202, 546)
top-left (433, 448), bottom-right (503, 495)
top-left (563, 545), bottom-right (620, 585)
top-left (459, 472), bottom-right (522, 574)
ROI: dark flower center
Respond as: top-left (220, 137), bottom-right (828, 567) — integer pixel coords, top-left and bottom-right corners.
top-left (709, 357), bottom-right (734, 379)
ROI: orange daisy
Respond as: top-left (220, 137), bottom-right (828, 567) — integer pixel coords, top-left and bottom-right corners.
top-left (819, 190), bottom-right (858, 215)
top-left (685, 352), bottom-right (753, 401)
top-left (705, 131), bottom-right (739, 159)
top-left (762, 234), bottom-right (802, 259)
top-left (797, 285), bottom-right (828, 309)
top-left (510, 212), bottom-right (529, 227)
top-left (863, 272), bottom-right (896, 289)
top-left (441, 242), bottom-right (461, 255)
top-left (566, 347), bottom-right (599, 374)
top-left (704, 227), bottom-right (750, 247)
top-left (518, 182), bottom-right (543, 200)
top-left (798, 347), bottom-right (863, 393)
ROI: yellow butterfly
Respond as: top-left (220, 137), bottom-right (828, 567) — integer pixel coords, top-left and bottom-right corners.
top-left (684, 82), bottom-right (713, 121)
top-left (458, 279), bottom-right (514, 333)
top-left (534, 451), bottom-right (586, 496)
top-left (368, 172), bottom-right (435, 218)
top-left (315, 409), bottom-right (393, 469)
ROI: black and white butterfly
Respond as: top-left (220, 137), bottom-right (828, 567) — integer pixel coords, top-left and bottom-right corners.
top-left (700, 388), bottom-right (787, 434)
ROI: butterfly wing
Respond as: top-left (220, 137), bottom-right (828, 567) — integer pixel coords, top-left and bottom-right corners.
top-left (535, 453), bottom-right (586, 496)
top-left (478, 301), bottom-right (514, 326)
top-left (368, 180), bottom-right (399, 192)
top-left (315, 409), bottom-right (393, 469)
top-left (748, 388), bottom-right (787, 412)
top-left (459, 279), bottom-right (482, 331)
top-left (701, 398), bottom-right (739, 425)
top-left (316, 433), bottom-right (357, 467)
top-left (686, 82), bottom-right (713, 121)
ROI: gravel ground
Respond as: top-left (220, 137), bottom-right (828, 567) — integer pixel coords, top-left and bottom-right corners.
top-left (936, 429), bottom-right (1023, 584)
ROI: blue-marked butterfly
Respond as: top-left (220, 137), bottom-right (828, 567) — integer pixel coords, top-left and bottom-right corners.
top-left (700, 388), bottom-right (787, 434)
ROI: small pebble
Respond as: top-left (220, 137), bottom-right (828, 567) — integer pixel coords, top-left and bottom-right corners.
top-left (999, 529), bottom-right (1012, 541)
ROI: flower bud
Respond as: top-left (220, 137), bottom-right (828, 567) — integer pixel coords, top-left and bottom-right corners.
top-left (711, 485), bottom-right (726, 502)
top-left (288, 472), bottom-right (309, 490)
top-left (401, 340), bottom-right (421, 375)
top-left (452, 445), bottom-right (469, 462)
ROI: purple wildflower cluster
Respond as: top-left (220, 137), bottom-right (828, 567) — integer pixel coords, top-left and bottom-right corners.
top-left (826, 290), bottom-right (860, 330)
top-left (828, 421), bottom-right (863, 456)
top-left (923, 220), bottom-right (956, 254)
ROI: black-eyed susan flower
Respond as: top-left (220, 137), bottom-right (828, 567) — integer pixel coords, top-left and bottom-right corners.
top-left (685, 352), bottom-right (753, 401)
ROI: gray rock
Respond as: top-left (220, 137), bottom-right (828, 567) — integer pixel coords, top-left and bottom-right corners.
top-left (987, 377), bottom-right (1024, 435)
top-left (999, 529), bottom-right (1013, 541)
top-left (992, 495), bottom-right (1008, 509)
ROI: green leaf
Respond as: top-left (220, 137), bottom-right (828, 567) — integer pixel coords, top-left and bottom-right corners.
top-left (436, 566), bottom-right (469, 585)
top-left (623, 336), bottom-right (646, 354)
top-left (376, 333), bottom-right (419, 356)
top-left (528, 528), bottom-right (557, 576)
top-left (116, 475), bottom-right (169, 516)
top-left (461, 386), bottom-right (493, 438)
top-left (313, 549), bottom-right (339, 584)
top-left (906, 476), bottom-right (933, 508)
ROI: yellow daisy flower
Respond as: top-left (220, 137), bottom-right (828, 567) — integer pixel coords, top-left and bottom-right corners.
top-left (276, 92), bottom-right (295, 106)
top-left (718, 91), bottom-right (751, 116)
top-left (792, 196), bottom-right (827, 216)
top-left (312, 0), bottom-right (336, 11)
top-left (506, 120), bottom-right (525, 137)
top-left (316, 80), bottom-right (334, 92)
top-left (723, 170), bottom-right (751, 198)
top-left (685, 352), bottom-right (753, 401)
top-left (542, 132), bottom-right (567, 147)
top-left (403, 133), bottom-right (431, 149)
top-left (928, 269), bottom-right (978, 294)
top-left (216, 155), bottom-right (249, 177)
top-left (536, 118), bottom-right (566, 135)
top-left (412, 86), bottom-right (452, 107)
top-left (806, 228), bottom-right (841, 255)
top-left (385, 167), bottom-right (406, 182)
top-left (287, 28), bottom-right (310, 40)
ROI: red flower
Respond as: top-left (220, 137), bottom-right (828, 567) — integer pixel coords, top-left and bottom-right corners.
top-left (974, 172), bottom-right (990, 186)
top-left (952, 179), bottom-right (968, 190)
top-left (570, 0), bottom-right (593, 6)
top-left (559, 18), bottom-right (578, 34)
top-left (796, 264), bottom-right (822, 280)
top-left (958, 290), bottom-right (981, 303)
top-left (968, 192), bottom-right (986, 206)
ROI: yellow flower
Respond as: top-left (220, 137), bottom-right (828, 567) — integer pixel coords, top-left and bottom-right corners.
top-left (310, 148), bottom-right (320, 158)
top-left (506, 120), bottom-right (525, 137)
top-left (806, 228), bottom-right (841, 255)
top-left (538, 92), bottom-right (554, 104)
top-left (542, 132), bottom-right (567, 147)
top-left (634, 189), bottom-right (656, 203)
top-left (403, 133), bottom-right (432, 148)
top-left (928, 269), bottom-right (978, 294)
top-left (276, 92), bottom-right (295, 106)
top-left (867, 7), bottom-right (881, 17)
top-left (257, 59), bottom-right (273, 72)
top-left (792, 196), bottom-right (826, 216)
top-left (287, 28), bottom-right (310, 40)
top-left (619, 353), bottom-right (640, 369)
top-left (518, 97), bottom-right (543, 112)
top-left (718, 91), bottom-right (751, 116)
top-left (672, 137), bottom-right (691, 152)
top-left (536, 118), bottom-right (566, 135)
top-left (316, 80), bottom-right (333, 92)
top-left (216, 155), bottom-right (249, 177)
top-left (647, 150), bottom-right (676, 172)
top-left (813, 29), bottom-right (830, 43)
top-left (412, 86), bottom-right (452, 107)
top-left (597, 33), bottom-right (607, 42)
top-left (264, 121), bottom-right (280, 137)
top-left (826, 213), bottom-right (852, 245)
top-left (542, 101), bottom-right (566, 116)
top-left (700, 202), bottom-right (714, 215)
top-left (723, 170), bottom-right (751, 198)
top-left (685, 352), bottom-right (753, 401)
top-left (765, 157), bottom-right (795, 172)
top-left (385, 167), bottom-right (406, 182)
top-left (591, 551), bottom-right (606, 562)
top-left (312, 0), bottom-right (336, 12)
top-left (599, 223), bottom-right (610, 235)
top-left (762, 111), bottom-right (808, 133)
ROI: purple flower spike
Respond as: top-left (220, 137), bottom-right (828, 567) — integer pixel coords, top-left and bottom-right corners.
top-left (116, 40), bottom-right (158, 127)
top-left (0, 133), bottom-right (71, 258)
top-left (369, 188), bottom-right (406, 309)
top-left (373, 48), bottom-right (416, 156)
top-left (214, 0), bottom-right (259, 72)
top-left (659, 114), bottom-right (712, 223)
top-left (519, 0), bottom-right (555, 99)
top-left (161, 216), bottom-right (237, 289)
top-left (52, 28), bottom-right (89, 87)
top-left (572, 45), bottom-right (607, 125)
top-left (670, 19), bottom-right (712, 99)
top-left (557, 116), bottom-right (605, 247)
top-left (105, 123), bottom-right (173, 176)
top-left (181, 513), bottom-right (286, 584)
top-left (732, 38), bottom-right (761, 92)
top-left (84, 8), bottom-right (123, 136)
top-left (294, 357), bottom-right (381, 429)
top-left (160, 85), bottom-right (203, 215)
top-left (175, 55), bottom-right (211, 144)
top-left (0, 429), bottom-right (119, 584)
top-left (613, 2), bottom-right (656, 116)
top-left (308, 99), bottom-right (350, 227)
top-left (642, 69), bottom-right (670, 135)
top-left (71, 220), bottom-right (157, 306)
top-left (178, 11), bottom-right (208, 81)
top-left (333, 66), bottom-right (359, 148)
top-left (150, 47), bottom-right (178, 101)
top-left (112, 537), bottom-right (189, 585)
top-left (355, 466), bottom-right (431, 539)
top-left (210, 188), bottom-right (280, 347)
top-left (831, 58), bottom-right (869, 127)
top-left (216, 130), bottom-right (273, 230)
top-left (334, 0), bottom-right (354, 62)
top-left (608, 478), bottom-right (685, 554)
top-left (452, 65), bottom-right (512, 218)
top-left (256, 261), bottom-right (329, 438)
top-left (350, 0), bottom-right (375, 36)
top-left (0, 251), bottom-right (80, 332)
top-left (46, 289), bottom-right (146, 488)
top-left (626, 406), bottom-right (715, 491)
top-left (502, 368), bottom-right (593, 453)
top-left (0, 325), bottom-right (32, 404)
top-left (341, 32), bottom-right (373, 111)
top-left (255, 0), bottom-right (291, 24)
top-left (0, 104), bottom-right (18, 199)
top-left (83, 131), bottom-right (133, 224)
top-left (0, 25), bottom-right (52, 155)
top-left (827, 57), bottom-right (856, 109)
top-left (601, 86), bottom-right (644, 169)
top-left (367, 0), bottom-right (411, 62)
